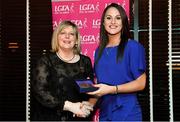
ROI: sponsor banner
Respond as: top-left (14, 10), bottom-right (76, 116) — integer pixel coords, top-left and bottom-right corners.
top-left (51, 0), bottom-right (129, 63)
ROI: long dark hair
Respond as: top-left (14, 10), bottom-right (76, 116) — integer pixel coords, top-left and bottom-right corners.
top-left (95, 3), bottom-right (131, 64)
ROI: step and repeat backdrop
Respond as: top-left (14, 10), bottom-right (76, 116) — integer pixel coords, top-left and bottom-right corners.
top-left (51, 0), bottom-right (129, 63)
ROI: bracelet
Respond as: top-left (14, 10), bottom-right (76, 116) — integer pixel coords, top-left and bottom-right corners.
top-left (115, 85), bottom-right (118, 94)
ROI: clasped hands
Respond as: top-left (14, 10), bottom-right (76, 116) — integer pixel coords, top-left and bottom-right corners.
top-left (64, 101), bottom-right (93, 118)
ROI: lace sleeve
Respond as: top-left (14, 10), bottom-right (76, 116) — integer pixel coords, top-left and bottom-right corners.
top-left (31, 55), bottom-right (64, 111)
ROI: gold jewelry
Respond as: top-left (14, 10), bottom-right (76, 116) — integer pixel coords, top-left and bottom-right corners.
top-left (74, 44), bottom-right (78, 48)
top-left (56, 52), bottom-right (75, 62)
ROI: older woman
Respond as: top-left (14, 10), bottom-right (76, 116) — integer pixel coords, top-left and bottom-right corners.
top-left (31, 20), bottom-right (94, 121)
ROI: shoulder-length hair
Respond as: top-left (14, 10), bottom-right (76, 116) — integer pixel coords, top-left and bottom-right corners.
top-left (51, 20), bottom-right (81, 54)
top-left (95, 3), bottom-right (131, 64)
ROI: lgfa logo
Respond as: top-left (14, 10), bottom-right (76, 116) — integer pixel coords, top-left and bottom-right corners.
top-left (54, 3), bottom-right (74, 14)
top-left (92, 19), bottom-right (101, 28)
top-left (81, 34), bottom-right (99, 44)
top-left (79, 2), bottom-right (99, 13)
top-left (71, 18), bottom-right (87, 29)
top-left (53, 19), bottom-right (87, 29)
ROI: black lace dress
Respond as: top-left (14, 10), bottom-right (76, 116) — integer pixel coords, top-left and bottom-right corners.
top-left (30, 52), bottom-right (94, 121)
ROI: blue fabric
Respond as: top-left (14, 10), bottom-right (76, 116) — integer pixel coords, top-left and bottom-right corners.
top-left (94, 40), bottom-right (146, 121)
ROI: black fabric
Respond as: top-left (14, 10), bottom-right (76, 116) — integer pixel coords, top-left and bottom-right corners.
top-left (30, 52), bottom-right (94, 121)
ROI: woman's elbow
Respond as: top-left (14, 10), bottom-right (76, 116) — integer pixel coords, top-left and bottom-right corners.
top-left (138, 73), bottom-right (146, 90)
top-left (140, 79), bottom-right (146, 90)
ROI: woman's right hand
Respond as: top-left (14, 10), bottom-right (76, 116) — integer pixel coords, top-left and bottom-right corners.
top-left (75, 101), bottom-right (94, 117)
top-left (87, 84), bottom-right (116, 97)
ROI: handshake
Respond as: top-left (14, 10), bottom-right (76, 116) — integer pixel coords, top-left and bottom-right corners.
top-left (63, 101), bottom-right (94, 118)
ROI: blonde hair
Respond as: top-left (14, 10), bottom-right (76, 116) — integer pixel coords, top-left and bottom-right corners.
top-left (51, 20), bottom-right (81, 54)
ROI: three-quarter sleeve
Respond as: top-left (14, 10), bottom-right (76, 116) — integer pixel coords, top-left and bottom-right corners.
top-left (129, 41), bottom-right (146, 79)
top-left (31, 55), bottom-right (65, 111)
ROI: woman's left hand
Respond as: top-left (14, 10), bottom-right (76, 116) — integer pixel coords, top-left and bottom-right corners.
top-left (87, 84), bottom-right (115, 97)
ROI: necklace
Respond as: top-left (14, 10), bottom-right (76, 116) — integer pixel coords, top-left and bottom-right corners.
top-left (105, 47), bottom-right (111, 56)
top-left (105, 49), bottom-right (109, 56)
top-left (105, 46), bottom-right (117, 56)
top-left (56, 52), bottom-right (75, 62)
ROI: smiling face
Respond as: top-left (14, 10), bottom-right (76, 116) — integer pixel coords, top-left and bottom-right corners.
top-left (103, 7), bottom-right (122, 36)
top-left (57, 26), bottom-right (77, 51)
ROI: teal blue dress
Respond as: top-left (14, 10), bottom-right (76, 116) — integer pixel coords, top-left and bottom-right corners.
top-left (94, 40), bottom-right (146, 121)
